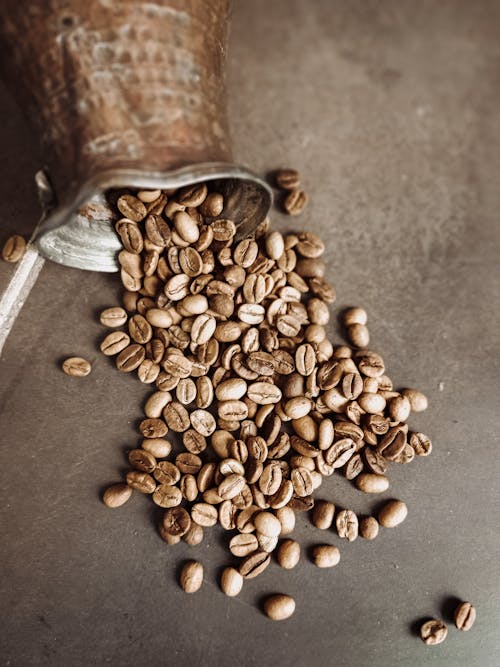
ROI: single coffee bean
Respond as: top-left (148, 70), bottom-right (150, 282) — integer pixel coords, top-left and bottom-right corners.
top-left (128, 449), bottom-right (157, 473)
top-left (139, 417), bottom-right (168, 439)
top-left (358, 392), bottom-right (386, 414)
top-left (378, 499), bottom-right (408, 527)
top-left (116, 344), bottom-right (145, 372)
top-left (176, 452), bottom-right (203, 475)
top-left (220, 567), bottom-right (243, 597)
top-left (183, 429), bottom-right (207, 454)
top-left (62, 357), bottom-right (91, 377)
top-left (163, 402), bottom-right (190, 432)
top-left (102, 483), bottom-right (133, 508)
top-left (144, 391), bottom-right (172, 419)
top-left (253, 511), bottom-right (281, 537)
top-left (141, 438), bottom-right (171, 458)
top-left (200, 192), bottom-right (224, 217)
top-left (355, 473), bottom-right (390, 494)
top-left (191, 503), bottom-right (218, 527)
top-left (180, 474), bottom-right (199, 502)
top-left (292, 415), bottom-right (318, 442)
top-left (277, 539), bottom-right (300, 569)
top-left (343, 306), bottom-right (368, 327)
top-left (162, 506), bottom-right (191, 536)
top-left (410, 432), bottom-right (432, 456)
top-left (183, 522), bottom-right (204, 545)
top-left (336, 509), bottom-right (358, 542)
top-left (401, 387), bottom-right (428, 412)
top-left (100, 331), bottom-right (130, 356)
top-left (359, 516), bottom-right (379, 540)
top-left (239, 551), bottom-right (271, 579)
top-left (126, 471), bottom-right (156, 494)
top-left (344, 453), bottom-right (364, 480)
top-left (263, 594), bottom-right (295, 621)
top-left (312, 500), bottom-right (335, 530)
top-left (153, 484), bottom-right (182, 508)
top-left (229, 533), bottom-right (258, 557)
top-left (117, 194), bottom-right (147, 221)
top-left (420, 619), bottom-right (447, 645)
top-left (312, 544), bottom-right (340, 568)
top-left (247, 382), bottom-right (282, 405)
top-left (2, 234), bottom-right (26, 262)
top-left (355, 350), bottom-right (385, 378)
top-left (454, 601), bottom-right (476, 631)
top-left (275, 506), bottom-right (296, 535)
top-left (275, 168), bottom-right (300, 190)
top-left (190, 409), bottom-right (216, 436)
top-left (179, 560), bottom-right (203, 593)
top-left (100, 306), bottom-right (128, 328)
top-left (291, 467), bottom-right (313, 497)
top-left (388, 395), bottom-right (411, 422)
top-left (154, 461), bottom-right (181, 485)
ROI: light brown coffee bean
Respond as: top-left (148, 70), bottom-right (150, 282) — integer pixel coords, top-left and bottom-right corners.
top-left (128, 315), bottom-right (153, 344)
top-left (182, 429), bottom-right (206, 455)
top-left (179, 560), bottom-right (203, 593)
top-left (179, 474), bottom-right (199, 502)
top-left (276, 506), bottom-right (296, 535)
top-left (312, 500), bottom-right (335, 530)
top-left (102, 483), bottom-right (133, 508)
top-left (173, 210), bottom-right (200, 244)
top-left (177, 182), bottom-right (207, 207)
top-left (220, 567), bottom-right (243, 597)
top-left (283, 189), bottom-right (308, 216)
top-left (163, 402), bottom-right (190, 432)
top-left (291, 467), bottom-right (313, 497)
top-left (246, 351), bottom-right (275, 376)
top-left (139, 418), bottom-right (168, 438)
top-left (137, 359), bottom-right (160, 384)
top-left (2, 234), bottom-right (26, 262)
top-left (229, 533), bottom-right (258, 557)
top-left (378, 499), bottom-right (407, 527)
top-left (100, 331), bottom-right (130, 356)
top-left (355, 351), bottom-right (385, 378)
top-left (191, 503), bottom-right (218, 527)
top-left (128, 449), bottom-right (157, 473)
top-left (183, 522), bottom-right (204, 545)
top-left (116, 344), bottom-right (145, 372)
top-left (141, 438), bottom-right (172, 458)
top-left (233, 239), bottom-right (259, 267)
top-left (212, 219), bottom-right (236, 242)
top-left (355, 473), bottom-right (389, 494)
top-left (420, 619), bottom-right (447, 645)
top-left (275, 168), bottom-right (300, 190)
top-left (239, 551), bottom-right (271, 579)
top-left (153, 484), bottom-right (182, 508)
top-left (144, 391), bottom-right (171, 418)
top-left (388, 395), bottom-right (411, 422)
top-left (154, 461), bottom-right (180, 485)
top-left (312, 545), bottom-right (340, 568)
top-left (259, 462), bottom-right (283, 496)
top-left (347, 323), bottom-right (370, 348)
top-left (162, 506), bottom-right (191, 536)
top-left (359, 516), bottom-right (379, 540)
top-left (401, 387), bottom-right (428, 412)
top-left (264, 594), bottom-right (295, 620)
top-left (175, 378), bottom-right (196, 405)
top-left (343, 306), bottom-right (367, 326)
top-left (247, 382), bottom-right (282, 405)
top-left (99, 306), bottom-right (128, 328)
top-left (325, 439), bottom-right (356, 468)
top-left (410, 432), bottom-right (433, 456)
top-left (200, 192), bottom-right (224, 217)
top-left (175, 452), bottom-right (202, 475)
top-left (188, 409), bottom-right (215, 436)
top-left (126, 471), bottom-right (156, 494)
top-left (358, 392), bottom-right (386, 414)
top-left (215, 378), bottom-right (247, 401)
top-left (253, 511), bottom-right (281, 537)
top-left (454, 601), bottom-right (476, 631)
top-left (336, 509), bottom-right (358, 541)
top-left (117, 194), bottom-right (147, 222)
top-left (277, 539), bottom-right (300, 569)
top-left (62, 357), bottom-right (91, 377)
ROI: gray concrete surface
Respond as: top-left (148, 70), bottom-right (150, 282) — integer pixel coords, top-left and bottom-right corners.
top-left (1, 1), bottom-right (499, 665)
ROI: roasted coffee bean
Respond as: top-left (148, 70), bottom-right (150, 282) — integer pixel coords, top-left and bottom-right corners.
top-left (183, 522), bottom-right (204, 545)
top-left (283, 189), bottom-right (308, 216)
top-left (410, 432), bottom-right (432, 456)
top-left (311, 545), bottom-right (340, 568)
top-left (325, 438), bottom-right (356, 468)
top-left (103, 483), bottom-right (133, 508)
top-left (176, 452), bottom-right (203, 475)
top-left (229, 533), bottom-right (258, 557)
top-left (275, 168), bottom-right (300, 190)
top-left (355, 473), bottom-right (389, 494)
top-left (116, 344), bottom-right (145, 371)
top-left (100, 306), bottom-right (128, 328)
top-left (388, 395), bottom-right (411, 422)
top-left (402, 387), bottom-right (428, 412)
top-left (154, 461), bottom-right (181, 485)
top-left (139, 418), bottom-right (168, 438)
top-left (276, 539), bottom-right (300, 569)
top-left (220, 567), bottom-right (244, 597)
top-left (126, 471), bottom-right (156, 494)
top-left (454, 602), bottom-right (476, 631)
top-left (162, 506), bottom-right (191, 536)
top-left (239, 551), bottom-right (271, 579)
top-left (100, 331), bottom-right (130, 356)
top-left (191, 503), bottom-right (218, 527)
top-left (253, 511), bottom-right (281, 537)
top-left (179, 560), bottom-right (203, 593)
top-left (180, 474), bottom-right (198, 502)
top-left (378, 499), bottom-right (407, 527)
top-left (2, 234), bottom-right (26, 262)
top-left (258, 462), bottom-right (283, 496)
top-left (420, 619), bottom-right (447, 645)
top-left (288, 495), bottom-right (314, 512)
top-left (183, 429), bottom-right (207, 454)
top-left (128, 449), bottom-right (156, 473)
top-left (312, 500), bottom-right (335, 530)
top-left (62, 357), bottom-right (91, 377)
top-left (264, 594), bottom-right (295, 620)
top-left (363, 448), bottom-right (388, 475)
top-left (344, 453), bottom-right (364, 480)
top-left (117, 194), bottom-right (147, 222)
top-left (291, 467), bottom-right (313, 497)
top-left (342, 372), bottom-right (363, 400)
top-left (141, 437), bottom-right (171, 458)
top-left (153, 484), bottom-right (182, 508)
top-left (336, 509), bottom-right (358, 541)
top-left (377, 428), bottom-right (406, 460)
top-left (359, 516), bottom-right (379, 540)
top-left (163, 402), bottom-right (190, 432)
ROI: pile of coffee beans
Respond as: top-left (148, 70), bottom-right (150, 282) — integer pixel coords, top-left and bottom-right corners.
top-left (99, 175), bottom-right (433, 621)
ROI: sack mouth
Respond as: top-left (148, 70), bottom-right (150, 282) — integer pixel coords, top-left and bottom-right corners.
top-left (35, 162), bottom-right (273, 272)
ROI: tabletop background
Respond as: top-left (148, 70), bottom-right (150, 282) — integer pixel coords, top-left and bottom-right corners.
top-left (1, 1), bottom-right (499, 665)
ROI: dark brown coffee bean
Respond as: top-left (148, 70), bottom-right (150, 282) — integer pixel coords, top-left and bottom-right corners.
top-left (2, 234), bottom-right (26, 262)
top-left (153, 484), bottom-right (182, 508)
top-left (154, 461), bottom-right (181, 485)
top-left (176, 453), bottom-right (203, 475)
top-left (377, 428), bottom-right (406, 460)
top-left (126, 471), bottom-right (156, 494)
top-left (116, 344), bottom-right (145, 372)
top-left (163, 402), bottom-right (190, 432)
top-left (162, 507), bottom-right (191, 536)
top-left (139, 418), bottom-right (168, 438)
top-left (275, 168), bottom-right (300, 190)
top-left (283, 189), bottom-right (308, 215)
top-left (117, 194), bottom-right (147, 222)
top-left (288, 495), bottom-right (314, 511)
top-left (128, 449), bottom-right (156, 473)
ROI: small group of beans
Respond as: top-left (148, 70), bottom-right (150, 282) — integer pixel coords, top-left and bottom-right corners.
top-left (97, 177), bottom-right (433, 622)
top-left (273, 168), bottom-right (308, 217)
top-left (420, 601), bottom-right (476, 646)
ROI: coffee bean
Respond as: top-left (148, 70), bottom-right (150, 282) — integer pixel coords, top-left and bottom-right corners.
top-left (291, 467), bottom-right (313, 497)
top-left (162, 507), bottom-right (191, 536)
top-left (153, 484), bottom-right (182, 508)
top-left (126, 471), bottom-right (156, 494)
top-left (191, 503), bottom-right (218, 527)
top-left (100, 331), bottom-right (130, 356)
top-left (176, 452), bottom-right (203, 475)
top-left (180, 560), bottom-right (203, 593)
top-left (247, 382), bottom-right (282, 405)
top-left (388, 395), bottom-right (411, 422)
top-left (163, 402), bottom-right (190, 432)
top-left (200, 192), bottom-right (224, 217)
top-left (401, 387), bottom-right (428, 412)
top-left (220, 567), bottom-right (243, 597)
top-left (312, 545), bottom-right (340, 568)
top-left (139, 418), bottom-right (168, 438)
top-left (258, 462), bottom-right (283, 496)
top-left (454, 601), bottom-right (476, 631)
top-left (154, 461), bottom-right (180, 485)
top-left (276, 539), bottom-right (300, 569)
top-left (263, 594), bottom-right (295, 620)
top-left (275, 168), bottom-right (300, 190)
top-left (190, 409), bottom-right (216, 436)
top-left (183, 522), bottom-right (204, 545)
top-left (410, 432), bottom-right (432, 456)
top-left (218, 473), bottom-right (246, 500)
top-left (355, 473), bottom-right (389, 494)
top-left (239, 551), bottom-right (271, 579)
top-left (62, 357), bottom-right (91, 377)
top-left (117, 195), bottom-right (147, 222)
top-left (128, 449), bottom-right (157, 473)
top-left (2, 234), bottom-right (26, 262)
top-left (378, 499), bottom-right (407, 527)
top-left (311, 500), bottom-right (335, 530)
top-left (180, 474), bottom-right (199, 502)
top-left (116, 344), bottom-right (145, 372)
top-left (102, 483), bottom-right (133, 508)
top-left (336, 509), bottom-right (358, 541)
top-left (420, 619), bottom-right (447, 645)
top-left (359, 516), bottom-right (379, 540)
top-left (283, 189), bottom-right (308, 216)
top-left (100, 306), bottom-right (128, 328)
top-left (253, 511), bottom-right (281, 537)
top-left (363, 449), bottom-right (388, 475)
top-left (229, 533), bottom-right (258, 557)
top-left (141, 438), bottom-right (171, 458)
